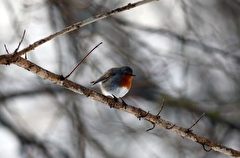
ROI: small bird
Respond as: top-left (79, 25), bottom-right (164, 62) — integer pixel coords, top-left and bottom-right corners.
top-left (91, 66), bottom-right (135, 98)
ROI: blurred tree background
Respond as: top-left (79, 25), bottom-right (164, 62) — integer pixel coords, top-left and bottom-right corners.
top-left (0, 0), bottom-right (240, 158)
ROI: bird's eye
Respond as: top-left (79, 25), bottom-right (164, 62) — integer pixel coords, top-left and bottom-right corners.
top-left (124, 71), bottom-right (131, 76)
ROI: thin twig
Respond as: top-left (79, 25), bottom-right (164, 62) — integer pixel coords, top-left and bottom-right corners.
top-left (146, 100), bottom-right (165, 131)
top-left (146, 122), bottom-right (156, 132)
top-left (14, 0), bottom-right (159, 57)
top-left (4, 45), bottom-right (9, 54)
top-left (202, 144), bottom-right (212, 152)
top-left (166, 124), bottom-right (175, 129)
top-left (187, 113), bottom-right (205, 131)
top-left (137, 109), bottom-right (149, 120)
top-left (14, 30), bottom-right (26, 53)
top-left (156, 99), bottom-right (165, 116)
top-left (64, 42), bottom-right (102, 79)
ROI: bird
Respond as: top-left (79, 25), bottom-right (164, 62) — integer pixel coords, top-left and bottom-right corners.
top-left (91, 66), bottom-right (135, 98)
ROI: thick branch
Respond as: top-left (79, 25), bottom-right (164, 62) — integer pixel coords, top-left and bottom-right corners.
top-left (0, 55), bottom-right (239, 157)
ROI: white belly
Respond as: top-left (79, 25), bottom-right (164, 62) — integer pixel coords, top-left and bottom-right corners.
top-left (101, 86), bottom-right (129, 98)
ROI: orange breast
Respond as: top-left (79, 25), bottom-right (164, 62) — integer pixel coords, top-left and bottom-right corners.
top-left (119, 75), bottom-right (133, 88)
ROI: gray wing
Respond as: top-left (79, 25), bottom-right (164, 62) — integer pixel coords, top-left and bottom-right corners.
top-left (91, 68), bottom-right (118, 85)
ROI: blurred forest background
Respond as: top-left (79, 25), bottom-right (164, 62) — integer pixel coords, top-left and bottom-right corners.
top-left (0, 0), bottom-right (240, 158)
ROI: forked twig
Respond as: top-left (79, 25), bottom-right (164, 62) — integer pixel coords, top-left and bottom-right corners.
top-left (64, 42), bottom-right (102, 79)
top-left (187, 113), bottom-right (205, 131)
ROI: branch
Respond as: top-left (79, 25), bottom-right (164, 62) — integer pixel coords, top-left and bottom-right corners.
top-left (0, 55), bottom-right (239, 157)
top-left (1, 0), bottom-right (239, 157)
top-left (11, 0), bottom-right (159, 57)
top-left (187, 113), bottom-right (205, 131)
top-left (64, 42), bottom-right (102, 79)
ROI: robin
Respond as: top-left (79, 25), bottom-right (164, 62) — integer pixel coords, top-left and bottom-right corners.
top-left (91, 66), bottom-right (135, 98)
